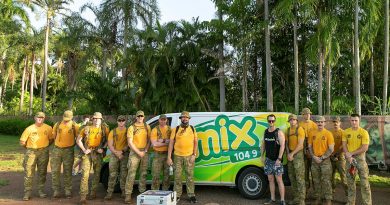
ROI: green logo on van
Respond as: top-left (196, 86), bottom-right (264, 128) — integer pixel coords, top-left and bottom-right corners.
top-left (196, 115), bottom-right (262, 163)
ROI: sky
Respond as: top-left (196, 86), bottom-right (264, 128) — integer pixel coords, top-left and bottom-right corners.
top-left (28, 0), bottom-right (217, 29)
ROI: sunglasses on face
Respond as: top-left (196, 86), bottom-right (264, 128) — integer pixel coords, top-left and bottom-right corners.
top-left (268, 120), bottom-right (275, 123)
top-left (118, 120), bottom-right (125, 122)
top-left (137, 115), bottom-right (144, 118)
top-left (316, 121), bottom-right (324, 123)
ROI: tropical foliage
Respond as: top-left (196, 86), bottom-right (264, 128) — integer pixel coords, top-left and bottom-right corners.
top-left (0, 0), bottom-right (388, 116)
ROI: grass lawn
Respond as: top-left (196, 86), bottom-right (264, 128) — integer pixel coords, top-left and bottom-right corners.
top-left (0, 134), bottom-right (24, 172)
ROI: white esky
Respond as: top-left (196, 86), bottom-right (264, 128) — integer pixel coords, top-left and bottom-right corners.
top-left (28, 0), bottom-right (216, 29)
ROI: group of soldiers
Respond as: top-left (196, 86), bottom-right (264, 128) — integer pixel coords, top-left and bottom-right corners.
top-left (261, 108), bottom-right (372, 205)
top-left (19, 110), bottom-right (198, 205)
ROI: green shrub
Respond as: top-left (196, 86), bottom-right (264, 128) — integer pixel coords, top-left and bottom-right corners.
top-left (0, 118), bottom-right (54, 136)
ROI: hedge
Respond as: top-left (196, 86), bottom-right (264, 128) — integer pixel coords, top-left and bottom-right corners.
top-left (0, 119), bottom-right (54, 136)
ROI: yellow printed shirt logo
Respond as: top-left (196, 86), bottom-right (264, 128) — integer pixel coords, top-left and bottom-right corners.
top-left (196, 115), bottom-right (259, 163)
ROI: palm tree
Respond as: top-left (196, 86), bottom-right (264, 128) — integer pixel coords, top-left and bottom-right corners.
top-left (31, 0), bottom-right (72, 112)
top-left (384, 0), bottom-right (389, 114)
top-left (354, 0), bottom-right (361, 115)
top-left (264, 0), bottom-right (273, 111)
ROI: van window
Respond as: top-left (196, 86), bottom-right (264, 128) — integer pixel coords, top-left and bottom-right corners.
top-left (149, 117), bottom-right (173, 129)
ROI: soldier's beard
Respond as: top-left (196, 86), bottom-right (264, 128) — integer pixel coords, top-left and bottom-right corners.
top-left (181, 121), bottom-right (189, 127)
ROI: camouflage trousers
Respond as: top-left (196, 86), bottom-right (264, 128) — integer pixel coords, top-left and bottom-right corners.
top-left (304, 154), bottom-right (312, 190)
top-left (23, 147), bottom-right (49, 194)
top-left (124, 151), bottom-right (149, 196)
top-left (50, 146), bottom-right (74, 193)
top-left (151, 152), bottom-right (170, 190)
top-left (346, 154), bottom-right (372, 205)
top-left (331, 154), bottom-right (347, 193)
top-left (174, 155), bottom-right (195, 198)
top-left (79, 151), bottom-right (103, 197)
top-left (107, 151), bottom-right (129, 194)
top-left (311, 158), bottom-right (332, 201)
top-left (287, 151), bottom-right (306, 204)
top-left (73, 146), bottom-right (83, 171)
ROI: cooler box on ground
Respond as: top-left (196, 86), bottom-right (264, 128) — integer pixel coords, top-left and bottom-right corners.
top-left (137, 190), bottom-right (177, 205)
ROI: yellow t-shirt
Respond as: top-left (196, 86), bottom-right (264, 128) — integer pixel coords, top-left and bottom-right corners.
top-left (331, 128), bottom-right (344, 154)
top-left (127, 123), bottom-right (151, 149)
top-left (342, 127), bottom-right (369, 152)
top-left (80, 126), bottom-right (110, 148)
top-left (151, 126), bottom-right (171, 152)
top-left (286, 126), bottom-right (305, 151)
top-left (20, 123), bottom-right (53, 149)
top-left (299, 120), bottom-right (318, 138)
top-left (53, 121), bottom-right (80, 148)
top-left (108, 127), bottom-right (128, 151)
top-left (170, 126), bottom-right (197, 157)
top-left (308, 128), bottom-right (334, 157)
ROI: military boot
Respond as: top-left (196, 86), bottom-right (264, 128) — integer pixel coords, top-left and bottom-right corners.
top-left (23, 191), bottom-right (31, 201)
top-left (65, 190), bottom-right (72, 199)
top-left (53, 190), bottom-right (60, 198)
top-left (80, 195), bottom-right (87, 205)
top-left (88, 191), bottom-right (96, 200)
top-left (104, 193), bottom-right (112, 200)
top-left (38, 190), bottom-right (47, 198)
top-left (124, 195), bottom-right (133, 204)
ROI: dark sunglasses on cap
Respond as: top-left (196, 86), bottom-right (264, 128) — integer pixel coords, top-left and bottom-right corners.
top-left (268, 120), bottom-right (275, 123)
top-left (118, 119), bottom-right (126, 122)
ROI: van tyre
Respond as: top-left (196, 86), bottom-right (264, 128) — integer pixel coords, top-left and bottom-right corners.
top-left (237, 167), bottom-right (268, 199)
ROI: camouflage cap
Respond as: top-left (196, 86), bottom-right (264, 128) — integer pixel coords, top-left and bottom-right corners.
top-left (63, 110), bottom-right (73, 121)
top-left (117, 115), bottom-right (126, 121)
top-left (316, 115), bottom-right (326, 122)
top-left (35, 111), bottom-right (45, 118)
top-left (159, 114), bottom-right (167, 119)
top-left (136, 110), bottom-right (144, 117)
top-left (288, 114), bottom-right (298, 122)
top-left (332, 116), bottom-right (341, 122)
top-left (92, 112), bottom-right (103, 119)
top-left (301, 107), bottom-right (312, 115)
top-left (179, 111), bottom-right (191, 119)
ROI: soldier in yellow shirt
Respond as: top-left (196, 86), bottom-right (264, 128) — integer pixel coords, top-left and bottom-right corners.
top-left (330, 116), bottom-right (347, 195)
top-left (299, 107), bottom-right (317, 194)
top-left (124, 110), bottom-right (151, 204)
top-left (151, 114), bottom-right (171, 191)
top-left (167, 111), bottom-right (198, 203)
top-left (286, 114), bottom-right (306, 205)
top-left (105, 115), bottom-right (129, 200)
top-left (76, 112), bottom-right (109, 204)
top-left (308, 116), bottom-right (334, 205)
top-left (51, 110), bottom-right (79, 199)
top-left (342, 114), bottom-right (372, 205)
top-left (20, 112), bottom-right (53, 201)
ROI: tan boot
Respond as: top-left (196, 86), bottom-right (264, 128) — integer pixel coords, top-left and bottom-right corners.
top-left (38, 190), bottom-right (47, 198)
top-left (80, 195), bottom-right (87, 205)
top-left (65, 190), bottom-right (72, 199)
top-left (104, 193), bottom-right (112, 200)
top-left (124, 195), bottom-right (132, 204)
top-left (53, 190), bottom-right (60, 198)
top-left (88, 191), bottom-right (96, 200)
top-left (23, 191), bottom-right (31, 201)
top-left (325, 200), bottom-right (332, 205)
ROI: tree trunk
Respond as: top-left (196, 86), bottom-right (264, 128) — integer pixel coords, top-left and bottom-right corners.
top-left (354, 0), bottom-right (361, 115)
top-left (19, 56), bottom-right (28, 113)
top-left (318, 47), bottom-right (323, 115)
top-left (370, 45), bottom-right (375, 101)
top-left (218, 7), bottom-right (226, 112)
top-left (384, 0), bottom-right (389, 114)
top-left (42, 15), bottom-right (50, 112)
top-left (265, 0), bottom-right (273, 111)
top-left (29, 53), bottom-right (35, 116)
top-left (242, 47), bottom-right (249, 111)
top-left (293, 15), bottom-right (299, 114)
top-left (326, 61), bottom-right (331, 114)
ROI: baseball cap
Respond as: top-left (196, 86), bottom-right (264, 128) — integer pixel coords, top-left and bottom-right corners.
top-left (136, 110), bottom-right (144, 117)
top-left (117, 115), bottom-right (126, 121)
top-left (316, 116), bottom-right (326, 122)
top-left (288, 114), bottom-right (298, 122)
top-left (35, 112), bottom-right (45, 118)
top-left (92, 112), bottom-right (103, 119)
top-left (63, 110), bottom-right (73, 121)
top-left (159, 114), bottom-right (167, 119)
top-left (332, 116), bottom-right (341, 122)
top-left (301, 108), bottom-right (312, 115)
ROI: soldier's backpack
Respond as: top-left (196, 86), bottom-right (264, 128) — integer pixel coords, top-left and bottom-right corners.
top-left (53, 121), bottom-right (77, 143)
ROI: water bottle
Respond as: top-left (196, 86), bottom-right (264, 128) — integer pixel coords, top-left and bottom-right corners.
top-left (169, 165), bottom-right (174, 176)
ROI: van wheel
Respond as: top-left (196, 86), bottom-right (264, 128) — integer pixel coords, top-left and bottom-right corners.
top-left (237, 167), bottom-right (268, 199)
